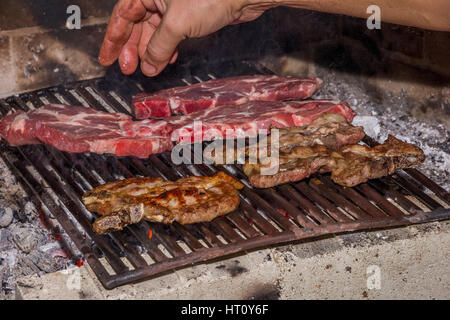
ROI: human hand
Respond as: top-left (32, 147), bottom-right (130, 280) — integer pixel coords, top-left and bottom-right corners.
top-left (98, 0), bottom-right (273, 76)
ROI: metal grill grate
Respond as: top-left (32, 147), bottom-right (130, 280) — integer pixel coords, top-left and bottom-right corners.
top-left (0, 61), bottom-right (449, 289)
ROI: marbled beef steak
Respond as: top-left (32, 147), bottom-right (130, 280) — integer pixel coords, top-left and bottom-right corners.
top-left (133, 75), bottom-right (323, 118)
top-left (0, 104), bottom-right (173, 158)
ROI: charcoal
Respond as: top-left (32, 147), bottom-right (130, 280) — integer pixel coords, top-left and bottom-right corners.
top-left (10, 223), bottom-right (46, 254)
top-left (27, 250), bottom-right (62, 273)
top-left (0, 207), bottom-right (14, 228)
top-left (0, 229), bottom-right (13, 252)
top-left (13, 209), bottom-right (29, 223)
top-left (22, 201), bottom-right (37, 217)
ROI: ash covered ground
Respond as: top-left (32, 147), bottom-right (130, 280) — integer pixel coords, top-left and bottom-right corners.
top-left (0, 157), bottom-right (74, 299)
top-left (312, 68), bottom-right (450, 191)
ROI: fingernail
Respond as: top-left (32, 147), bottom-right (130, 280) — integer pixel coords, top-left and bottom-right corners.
top-left (142, 62), bottom-right (157, 75)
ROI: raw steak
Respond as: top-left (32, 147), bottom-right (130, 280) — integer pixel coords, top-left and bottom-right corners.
top-left (0, 100), bottom-right (356, 158)
top-left (132, 75), bottom-right (323, 118)
top-left (0, 104), bottom-right (173, 158)
top-left (169, 100), bottom-right (356, 143)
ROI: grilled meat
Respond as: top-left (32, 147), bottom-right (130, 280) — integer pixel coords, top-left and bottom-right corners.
top-left (277, 113), bottom-right (365, 151)
top-left (244, 135), bottom-right (425, 188)
top-left (82, 172), bottom-right (244, 234)
top-left (332, 135), bottom-right (425, 186)
top-left (205, 113), bottom-right (365, 164)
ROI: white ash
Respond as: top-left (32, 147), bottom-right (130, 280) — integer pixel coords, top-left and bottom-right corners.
top-left (352, 116), bottom-right (381, 138)
top-left (0, 208), bottom-right (14, 228)
top-left (0, 157), bottom-right (74, 299)
top-left (313, 69), bottom-right (450, 190)
top-left (10, 223), bottom-right (47, 254)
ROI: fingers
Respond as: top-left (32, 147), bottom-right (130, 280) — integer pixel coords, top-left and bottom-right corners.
top-left (138, 14), bottom-right (161, 59)
top-left (98, 0), bottom-right (147, 66)
top-left (100, 0), bottom-right (181, 76)
top-left (141, 17), bottom-right (185, 76)
top-left (118, 22), bottom-right (142, 75)
top-left (169, 50), bottom-right (179, 64)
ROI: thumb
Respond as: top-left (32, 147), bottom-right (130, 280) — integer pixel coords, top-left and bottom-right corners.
top-left (141, 19), bottom-right (185, 76)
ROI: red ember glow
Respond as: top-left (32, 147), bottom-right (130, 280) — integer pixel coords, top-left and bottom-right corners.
top-left (278, 208), bottom-right (290, 218)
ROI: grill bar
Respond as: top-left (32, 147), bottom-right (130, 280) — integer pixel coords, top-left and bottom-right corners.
top-left (308, 179), bottom-right (373, 220)
top-left (319, 176), bottom-right (388, 218)
top-left (404, 169), bottom-right (450, 203)
top-left (0, 61), bottom-right (448, 289)
top-left (277, 184), bottom-right (335, 224)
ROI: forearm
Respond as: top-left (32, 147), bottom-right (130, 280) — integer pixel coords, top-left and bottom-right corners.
top-left (246, 0), bottom-right (450, 31)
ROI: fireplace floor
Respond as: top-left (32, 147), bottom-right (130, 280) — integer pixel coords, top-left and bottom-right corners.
top-left (15, 219), bottom-right (450, 300)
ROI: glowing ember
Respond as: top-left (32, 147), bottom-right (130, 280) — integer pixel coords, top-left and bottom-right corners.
top-left (278, 208), bottom-right (290, 218)
top-left (148, 228), bottom-right (153, 239)
top-left (76, 259), bottom-right (84, 267)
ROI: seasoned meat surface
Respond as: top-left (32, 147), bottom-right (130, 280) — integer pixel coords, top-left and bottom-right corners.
top-left (82, 172), bottom-right (244, 234)
top-left (244, 135), bottom-right (425, 188)
top-left (276, 113), bottom-right (365, 151)
top-left (205, 113), bottom-right (365, 164)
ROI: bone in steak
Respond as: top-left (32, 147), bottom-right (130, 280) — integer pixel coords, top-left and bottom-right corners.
top-left (244, 135), bottom-right (425, 188)
top-left (132, 75), bottom-right (323, 118)
top-left (170, 100), bottom-right (356, 143)
top-left (276, 113), bottom-right (365, 151)
top-left (205, 113), bottom-right (366, 164)
top-left (0, 104), bottom-right (173, 158)
top-left (82, 172), bottom-right (244, 234)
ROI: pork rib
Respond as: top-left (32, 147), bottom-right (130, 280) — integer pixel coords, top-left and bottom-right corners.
top-left (244, 135), bottom-right (425, 188)
top-left (205, 113), bottom-right (366, 164)
top-left (82, 172), bottom-right (244, 234)
top-left (132, 75), bottom-right (323, 118)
